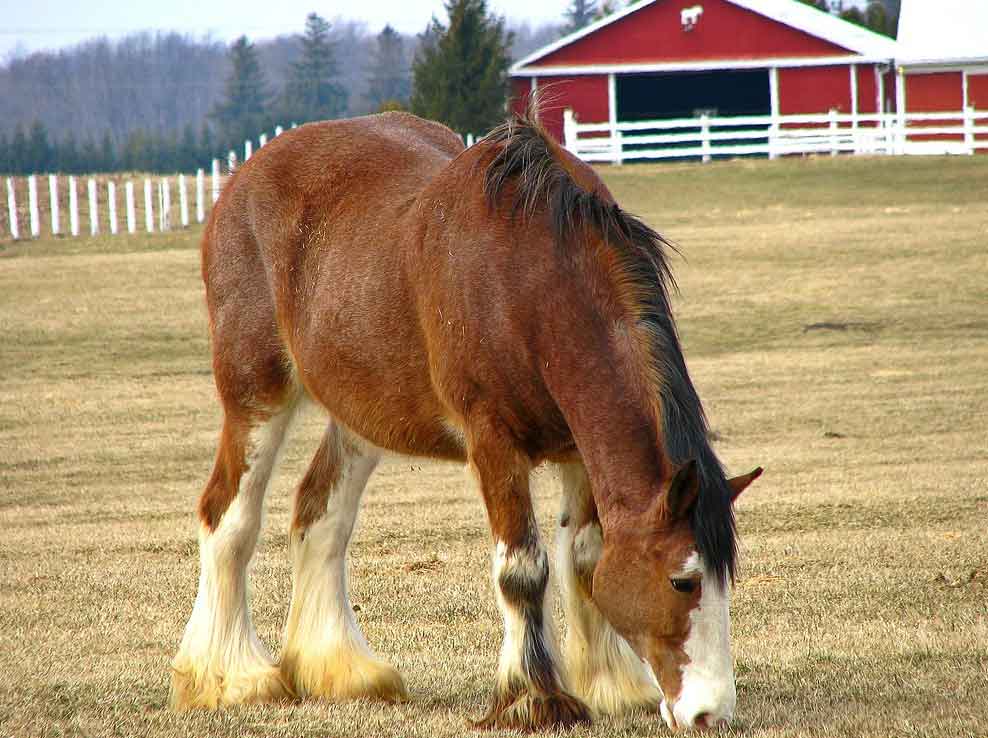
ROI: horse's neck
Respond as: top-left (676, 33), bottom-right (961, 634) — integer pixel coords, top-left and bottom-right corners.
top-left (540, 306), bottom-right (671, 526)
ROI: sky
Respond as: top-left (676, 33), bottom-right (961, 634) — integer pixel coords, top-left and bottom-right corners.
top-left (0, 0), bottom-right (569, 61)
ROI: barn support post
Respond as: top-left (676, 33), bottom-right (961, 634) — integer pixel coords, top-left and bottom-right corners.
top-left (179, 174), bottom-right (190, 227)
top-left (563, 109), bottom-right (578, 154)
top-left (28, 175), bottom-right (40, 238)
top-left (211, 159), bottom-right (221, 204)
top-left (700, 114), bottom-right (712, 163)
top-left (144, 178), bottom-right (154, 233)
top-left (125, 182), bottom-right (136, 234)
top-left (607, 73), bottom-right (622, 165)
top-left (850, 64), bottom-right (860, 153)
top-left (768, 67), bottom-right (780, 160)
top-left (49, 175), bottom-right (60, 235)
top-left (68, 176), bottom-right (79, 237)
top-left (6, 178), bottom-right (19, 240)
top-left (87, 178), bottom-right (98, 236)
top-left (895, 66), bottom-right (907, 155)
top-left (108, 181), bottom-right (118, 235)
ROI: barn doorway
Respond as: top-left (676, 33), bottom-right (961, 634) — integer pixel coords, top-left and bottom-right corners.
top-left (617, 69), bottom-right (771, 120)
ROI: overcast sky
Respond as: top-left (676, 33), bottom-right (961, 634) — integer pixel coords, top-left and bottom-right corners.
top-left (0, 0), bottom-right (569, 61)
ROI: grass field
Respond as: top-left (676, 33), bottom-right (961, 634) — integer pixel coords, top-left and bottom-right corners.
top-left (1, 154), bottom-right (986, 738)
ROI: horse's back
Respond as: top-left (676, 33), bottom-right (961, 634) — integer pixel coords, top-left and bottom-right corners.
top-left (202, 113), bottom-right (468, 457)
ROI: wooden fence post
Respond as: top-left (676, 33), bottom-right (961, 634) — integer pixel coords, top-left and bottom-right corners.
top-left (259, 133), bottom-right (268, 147)
top-left (88, 178), bottom-right (98, 236)
top-left (144, 178), bottom-right (154, 233)
top-left (28, 175), bottom-right (40, 238)
top-left (700, 114), bottom-right (712, 163)
top-left (964, 106), bottom-right (975, 154)
top-left (466, 133), bottom-right (475, 147)
top-left (160, 178), bottom-right (171, 231)
top-left (244, 139), bottom-right (252, 161)
top-left (563, 109), bottom-right (577, 153)
top-left (69, 176), bottom-right (79, 236)
top-left (275, 125), bottom-right (284, 137)
top-left (108, 181), bottom-right (118, 235)
top-left (49, 174), bottom-right (60, 235)
top-left (228, 151), bottom-right (237, 173)
top-left (179, 174), bottom-right (189, 227)
top-left (830, 108), bottom-right (839, 157)
top-left (196, 169), bottom-right (205, 222)
top-left (211, 159), bottom-right (220, 204)
top-left (125, 182), bottom-right (136, 234)
top-left (6, 178), bottom-right (19, 240)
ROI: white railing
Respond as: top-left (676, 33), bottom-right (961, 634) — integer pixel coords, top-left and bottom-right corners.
top-left (563, 108), bottom-right (988, 164)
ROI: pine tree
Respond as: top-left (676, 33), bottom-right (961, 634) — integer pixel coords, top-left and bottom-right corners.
top-left (211, 36), bottom-right (272, 152)
top-left (282, 13), bottom-right (347, 124)
top-left (180, 123), bottom-right (199, 172)
top-left (27, 120), bottom-right (53, 173)
top-left (367, 25), bottom-right (411, 111)
top-left (199, 122), bottom-right (216, 164)
top-left (99, 131), bottom-right (116, 172)
top-left (59, 133), bottom-right (81, 174)
top-left (564, 0), bottom-right (599, 32)
top-left (411, 0), bottom-right (513, 135)
top-left (11, 126), bottom-right (28, 175)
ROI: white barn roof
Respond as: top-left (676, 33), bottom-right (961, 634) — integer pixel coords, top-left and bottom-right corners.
top-left (896, 0), bottom-right (988, 66)
top-left (511, 0), bottom-right (897, 73)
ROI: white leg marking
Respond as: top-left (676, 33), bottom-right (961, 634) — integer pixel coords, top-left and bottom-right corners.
top-left (282, 428), bottom-right (405, 700)
top-left (668, 552), bottom-right (736, 729)
top-left (556, 462), bottom-right (662, 715)
top-left (492, 538), bottom-right (558, 688)
top-left (172, 408), bottom-right (296, 708)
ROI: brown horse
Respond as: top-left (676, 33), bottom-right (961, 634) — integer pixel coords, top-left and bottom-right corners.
top-left (170, 105), bottom-right (762, 732)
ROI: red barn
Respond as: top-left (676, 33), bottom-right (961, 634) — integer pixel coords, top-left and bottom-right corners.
top-left (895, 0), bottom-right (988, 152)
top-left (510, 0), bottom-right (898, 143)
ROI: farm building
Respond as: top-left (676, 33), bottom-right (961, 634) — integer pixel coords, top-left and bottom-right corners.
top-left (509, 0), bottom-right (899, 144)
top-left (895, 0), bottom-right (988, 152)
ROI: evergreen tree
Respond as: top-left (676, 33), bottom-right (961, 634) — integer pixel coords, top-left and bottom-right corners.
top-left (10, 126), bottom-right (28, 175)
top-left (81, 138), bottom-right (100, 172)
top-left (27, 120), bottom-right (53, 173)
top-left (211, 36), bottom-right (272, 152)
top-left (411, 0), bottom-right (513, 135)
top-left (594, 0), bottom-right (619, 21)
top-left (199, 122), bottom-right (216, 165)
top-left (0, 132), bottom-right (9, 174)
top-left (564, 0), bottom-right (599, 33)
top-left (367, 25), bottom-right (411, 111)
top-left (59, 133), bottom-right (81, 174)
top-left (282, 13), bottom-right (347, 124)
top-left (179, 123), bottom-right (199, 172)
top-left (99, 131), bottom-right (116, 172)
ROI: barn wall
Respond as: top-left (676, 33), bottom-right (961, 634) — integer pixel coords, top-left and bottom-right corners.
top-left (905, 72), bottom-right (964, 112)
top-left (534, 0), bottom-right (851, 67)
top-left (778, 66), bottom-right (852, 114)
top-left (511, 78), bottom-right (534, 118)
top-left (535, 75), bottom-right (610, 143)
top-left (856, 65), bottom-right (879, 114)
top-left (968, 72), bottom-right (988, 108)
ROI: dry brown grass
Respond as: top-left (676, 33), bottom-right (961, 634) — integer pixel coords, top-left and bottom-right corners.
top-left (1, 154), bottom-right (986, 738)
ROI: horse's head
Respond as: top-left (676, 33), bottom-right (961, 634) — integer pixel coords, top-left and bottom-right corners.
top-left (591, 461), bottom-right (761, 731)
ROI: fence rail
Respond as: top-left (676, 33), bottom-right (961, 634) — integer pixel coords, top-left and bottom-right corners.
top-left (563, 108), bottom-right (988, 164)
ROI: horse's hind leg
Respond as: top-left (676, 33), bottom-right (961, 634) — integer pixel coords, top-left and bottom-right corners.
top-left (170, 394), bottom-right (299, 710)
top-left (555, 461), bottom-right (662, 715)
top-left (468, 419), bottom-right (591, 731)
top-left (280, 421), bottom-right (407, 702)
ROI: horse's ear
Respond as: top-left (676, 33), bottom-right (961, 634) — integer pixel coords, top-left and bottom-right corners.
top-left (662, 460), bottom-right (700, 521)
top-left (728, 467), bottom-right (763, 503)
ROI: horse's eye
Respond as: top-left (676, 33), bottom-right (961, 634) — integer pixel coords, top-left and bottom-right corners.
top-left (670, 578), bottom-right (699, 594)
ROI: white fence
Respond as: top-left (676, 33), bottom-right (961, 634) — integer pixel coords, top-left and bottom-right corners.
top-left (2, 123), bottom-right (299, 242)
top-left (563, 108), bottom-right (988, 164)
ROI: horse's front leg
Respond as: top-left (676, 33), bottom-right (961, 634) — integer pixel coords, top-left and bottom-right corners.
top-left (468, 422), bottom-right (591, 731)
top-left (556, 461), bottom-right (662, 715)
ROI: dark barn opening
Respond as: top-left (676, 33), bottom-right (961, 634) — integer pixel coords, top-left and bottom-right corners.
top-left (616, 69), bottom-right (771, 159)
top-left (617, 69), bottom-right (771, 120)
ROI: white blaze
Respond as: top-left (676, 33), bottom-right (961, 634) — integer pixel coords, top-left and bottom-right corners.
top-left (665, 552), bottom-right (736, 729)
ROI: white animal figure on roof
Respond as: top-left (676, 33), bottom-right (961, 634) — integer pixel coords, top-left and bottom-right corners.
top-left (681, 5), bottom-right (704, 31)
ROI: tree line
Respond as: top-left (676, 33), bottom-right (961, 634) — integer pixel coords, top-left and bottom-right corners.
top-left (1, 0), bottom-right (900, 176)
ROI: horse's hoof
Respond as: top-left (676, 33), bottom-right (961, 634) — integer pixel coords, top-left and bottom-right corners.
top-left (170, 663), bottom-right (297, 711)
top-left (474, 690), bottom-right (592, 732)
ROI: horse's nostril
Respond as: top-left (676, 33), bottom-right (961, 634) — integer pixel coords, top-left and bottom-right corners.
top-left (693, 712), bottom-right (711, 729)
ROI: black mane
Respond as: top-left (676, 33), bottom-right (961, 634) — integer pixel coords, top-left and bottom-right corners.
top-left (482, 112), bottom-right (738, 585)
